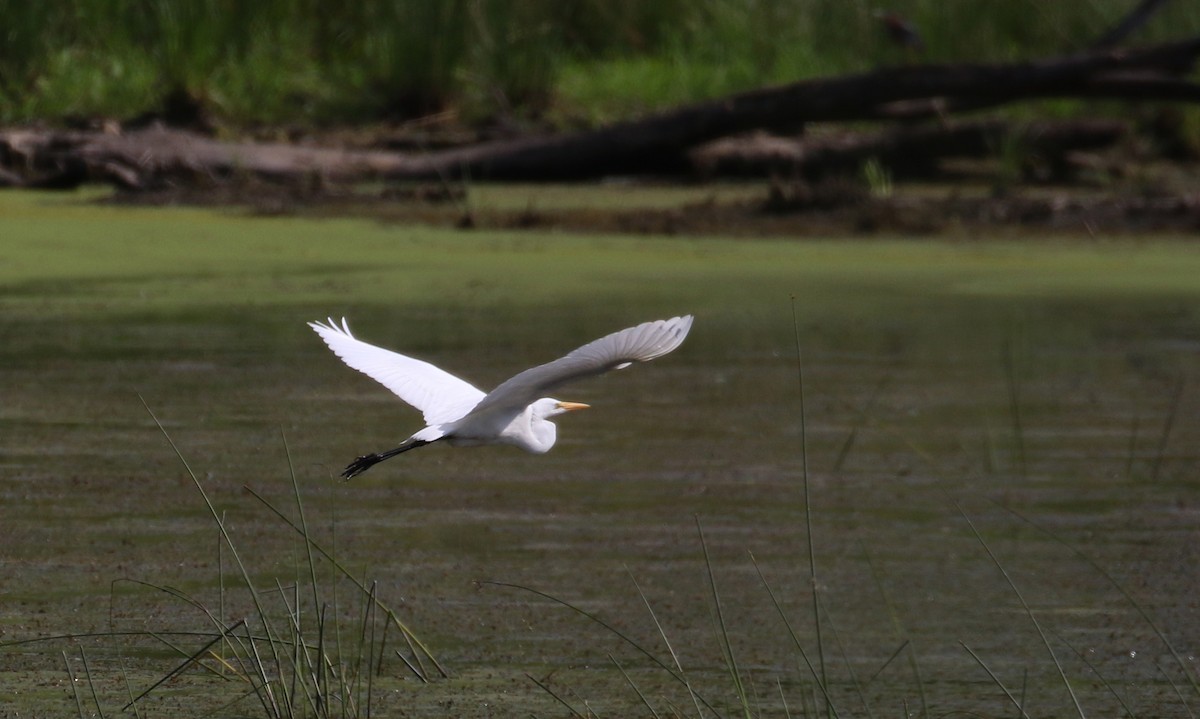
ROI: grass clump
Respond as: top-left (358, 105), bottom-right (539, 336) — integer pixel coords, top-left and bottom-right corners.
top-left (11, 406), bottom-right (443, 718)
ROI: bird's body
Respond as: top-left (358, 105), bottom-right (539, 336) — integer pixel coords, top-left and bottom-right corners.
top-left (309, 315), bottom-right (693, 477)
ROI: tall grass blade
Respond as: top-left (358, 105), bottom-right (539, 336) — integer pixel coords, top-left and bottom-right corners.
top-left (1002, 337), bottom-right (1027, 477)
top-left (1019, 668), bottom-right (1030, 718)
top-left (113, 577), bottom-right (226, 635)
top-left (3, 628), bottom-right (231, 650)
top-left (282, 429), bottom-right (323, 620)
top-left (393, 649), bottom-right (425, 683)
top-left (527, 672), bottom-right (587, 719)
top-left (778, 677), bottom-right (793, 719)
top-left (696, 517), bottom-right (751, 718)
top-left (317, 604), bottom-right (331, 718)
top-left (1150, 374), bottom-right (1185, 482)
top-left (814, 590), bottom-right (875, 719)
top-left (832, 376), bottom-right (889, 472)
top-left (117, 661), bottom-right (142, 719)
top-left (860, 541), bottom-right (928, 717)
top-left (63, 650), bottom-right (85, 719)
top-left (867, 640), bottom-right (909, 684)
top-left (365, 581), bottom-right (378, 719)
top-left (983, 417), bottom-right (999, 474)
top-left (376, 603), bottom-right (391, 679)
top-left (1125, 416), bottom-right (1140, 480)
top-left (219, 510), bottom-right (227, 675)
top-left (275, 578), bottom-right (317, 715)
top-left (241, 620), bottom-right (282, 718)
top-left (73, 647), bottom-right (104, 719)
top-left (959, 641), bottom-right (1032, 718)
top-left (626, 569), bottom-right (708, 718)
top-left (749, 553), bottom-right (840, 717)
top-left (1158, 660), bottom-right (1197, 719)
top-left (327, 519), bottom-right (341, 711)
top-left (609, 653), bottom-right (661, 719)
top-left (959, 506), bottom-right (1085, 718)
top-left (123, 618), bottom-right (247, 710)
top-left (143, 628), bottom-right (238, 680)
top-left (790, 294), bottom-right (830, 717)
top-left (1055, 629), bottom-right (1137, 718)
top-left (1002, 503), bottom-right (1200, 703)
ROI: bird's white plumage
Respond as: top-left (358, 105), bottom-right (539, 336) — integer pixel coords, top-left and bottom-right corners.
top-left (310, 314), bottom-right (694, 476)
top-left (462, 315), bottom-right (694, 422)
top-left (308, 318), bottom-right (486, 425)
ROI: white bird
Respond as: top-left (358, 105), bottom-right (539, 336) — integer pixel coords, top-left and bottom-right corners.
top-left (309, 315), bottom-right (694, 478)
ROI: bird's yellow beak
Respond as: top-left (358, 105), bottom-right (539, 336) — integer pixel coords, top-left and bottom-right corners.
top-left (556, 401), bottom-right (590, 412)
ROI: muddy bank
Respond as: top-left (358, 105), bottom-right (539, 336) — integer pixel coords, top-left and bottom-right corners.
top-left (6, 109), bottom-right (1200, 238)
top-left (103, 175), bottom-right (1200, 238)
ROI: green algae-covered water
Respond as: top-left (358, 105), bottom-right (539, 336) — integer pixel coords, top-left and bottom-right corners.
top-left (3, 189), bottom-right (1200, 717)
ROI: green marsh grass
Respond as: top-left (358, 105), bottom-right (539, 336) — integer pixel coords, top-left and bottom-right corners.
top-left (860, 158), bottom-right (893, 200)
top-left (39, 407), bottom-right (442, 718)
top-left (5, 0), bottom-right (1200, 126)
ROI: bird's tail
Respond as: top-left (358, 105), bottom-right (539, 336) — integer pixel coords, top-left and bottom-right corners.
top-left (342, 439), bottom-right (435, 479)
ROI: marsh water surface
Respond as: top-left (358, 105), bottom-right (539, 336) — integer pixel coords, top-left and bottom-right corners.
top-left (2, 190), bottom-right (1200, 716)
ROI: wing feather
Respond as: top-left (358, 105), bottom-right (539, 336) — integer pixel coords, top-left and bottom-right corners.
top-left (465, 315), bottom-right (693, 419)
top-left (309, 318), bottom-right (486, 425)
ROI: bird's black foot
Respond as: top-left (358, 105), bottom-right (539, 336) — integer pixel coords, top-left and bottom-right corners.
top-left (342, 453), bottom-right (384, 480)
top-left (340, 439), bottom-right (433, 479)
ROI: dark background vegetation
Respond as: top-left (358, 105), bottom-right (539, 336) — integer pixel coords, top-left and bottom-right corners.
top-left (4, 0), bottom-right (1199, 133)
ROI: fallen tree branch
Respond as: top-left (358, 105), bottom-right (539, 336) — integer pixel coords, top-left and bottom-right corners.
top-left (1, 37), bottom-right (1198, 188)
top-left (689, 119), bottom-right (1128, 179)
top-left (380, 36), bottom-right (1200, 180)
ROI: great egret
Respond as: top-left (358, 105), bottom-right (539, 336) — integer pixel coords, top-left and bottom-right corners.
top-left (310, 315), bottom-right (694, 478)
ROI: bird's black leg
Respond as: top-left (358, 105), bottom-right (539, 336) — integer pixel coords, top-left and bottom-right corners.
top-left (342, 439), bottom-right (435, 479)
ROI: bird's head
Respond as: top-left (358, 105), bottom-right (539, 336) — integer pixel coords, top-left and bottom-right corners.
top-left (533, 398), bottom-right (590, 419)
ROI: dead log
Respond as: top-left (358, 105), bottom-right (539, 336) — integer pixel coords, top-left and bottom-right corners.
top-left (875, 70), bottom-right (1200, 121)
top-left (376, 37), bottom-right (1200, 180)
top-left (1, 38), bottom-right (1199, 188)
top-left (0, 126), bottom-right (423, 190)
top-left (689, 119), bottom-right (1129, 179)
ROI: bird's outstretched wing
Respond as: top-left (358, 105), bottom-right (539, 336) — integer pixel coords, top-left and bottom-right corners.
top-left (465, 315), bottom-right (693, 419)
top-left (309, 318), bottom-right (486, 425)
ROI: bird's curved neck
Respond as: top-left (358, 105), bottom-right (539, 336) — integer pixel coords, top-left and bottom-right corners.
top-left (525, 412), bottom-right (557, 453)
